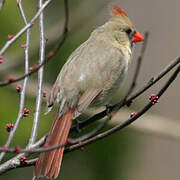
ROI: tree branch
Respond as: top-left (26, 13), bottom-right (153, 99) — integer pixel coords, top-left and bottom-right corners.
top-left (0, 0), bottom-right (31, 162)
top-left (0, 0), bottom-right (53, 56)
top-left (0, 0), bottom-right (69, 87)
top-left (27, 0), bottom-right (46, 147)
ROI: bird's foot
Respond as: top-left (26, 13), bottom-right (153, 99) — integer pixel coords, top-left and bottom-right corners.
top-left (75, 119), bottom-right (81, 133)
top-left (105, 104), bottom-right (114, 119)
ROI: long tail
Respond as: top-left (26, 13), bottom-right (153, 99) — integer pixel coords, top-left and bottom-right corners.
top-left (34, 109), bottom-right (74, 179)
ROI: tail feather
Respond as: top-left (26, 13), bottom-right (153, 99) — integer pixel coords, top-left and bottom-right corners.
top-left (54, 118), bottom-right (72, 178)
top-left (34, 109), bottom-right (74, 179)
top-left (48, 116), bottom-right (71, 178)
top-left (43, 115), bottom-right (68, 175)
top-left (48, 148), bottom-right (61, 178)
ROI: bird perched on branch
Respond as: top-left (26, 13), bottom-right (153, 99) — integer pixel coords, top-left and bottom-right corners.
top-left (34, 5), bottom-right (144, 179)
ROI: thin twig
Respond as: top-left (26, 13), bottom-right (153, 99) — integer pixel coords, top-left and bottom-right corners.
top-left (125, 56), bottom-right (180, 103)
top-left (27, 0), bottom-right (46, 146)
top-left (0, 119), bottom-right (108, 153)
top-left (0, 0), bottom-right (69, 87)
top-left (0, 1), bottom-right (31, 162)
top-left (0, 120), bottom-right (109, 153)
top-left (0, 0), bottom-right (53, 56)
top-left (0, 143), bottom-right (66, 153)
top-left (17, 0), bottom-right (28, 24)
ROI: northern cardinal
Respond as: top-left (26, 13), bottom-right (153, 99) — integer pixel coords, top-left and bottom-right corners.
top-left (34, 5), bottom-right (144, 179)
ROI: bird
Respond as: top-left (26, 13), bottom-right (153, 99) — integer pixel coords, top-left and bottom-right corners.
top-left (34, 5), bottom-right (144, 179)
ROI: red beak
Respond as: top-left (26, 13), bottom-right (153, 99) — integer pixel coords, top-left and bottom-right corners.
top-left (132, 32), bottom-right (144, 43)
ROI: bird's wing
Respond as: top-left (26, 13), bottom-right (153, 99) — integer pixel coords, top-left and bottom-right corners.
top-left (73, 88), bottom-right (102, 118)
top-left (78, 89), bottom-right (102, 112)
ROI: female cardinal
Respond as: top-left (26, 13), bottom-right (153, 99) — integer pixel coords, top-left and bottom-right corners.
top-left (34, 5), bottom-right (144, 179)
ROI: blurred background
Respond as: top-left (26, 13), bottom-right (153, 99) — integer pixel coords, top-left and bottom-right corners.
top-left (0, 0), bottom-right (180, 179)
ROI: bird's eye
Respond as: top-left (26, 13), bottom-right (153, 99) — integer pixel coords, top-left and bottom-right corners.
top-left (125, 28), bottom-right (132, 35)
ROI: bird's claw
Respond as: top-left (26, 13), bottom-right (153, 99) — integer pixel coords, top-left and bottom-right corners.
top-left (75, 119), bottom-right (81, 133)
top-left (105, 104), bottom-right (114, 119)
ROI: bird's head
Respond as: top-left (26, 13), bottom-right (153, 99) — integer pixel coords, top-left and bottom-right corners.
top-left (109, 5), bottom-right (144, 44)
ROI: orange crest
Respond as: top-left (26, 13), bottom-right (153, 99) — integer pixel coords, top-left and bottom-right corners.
top-left (111, 5), bottom-right (128, 17)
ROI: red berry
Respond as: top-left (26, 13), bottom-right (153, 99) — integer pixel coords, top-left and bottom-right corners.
top-left (80, 147), bottom-right (85, 151)
top-left (6, 124), bottom-right (14, 132)
top-left (2, 145), bottom-right (8, 150)
top-left (29, 64), bottom-right (38, 71)
top-left (23, 108), bottom-right (30, 117)
top-left (48, 51), bottom-right (54, 58)
top-left (8, 34), bottom-right (14, 40)
top-left (20, 156), bottom-right (27, 164)
top-left (42, 90), bottom-right (46, 97)
top-left (149, 94), bottom-right (159, 104)
top-left (21, 44), bottom-right (26, 48)
top-left (78, 141), bottom-right (85, 150)
top-left (130, 112), bottom-right (137, 118)
top-left (0, 56), bottom-right (4, 63)
top-left (66, 138), bottom-right (73, 144)
top-left (45, 36), bottom-right (48, 41)
top-left (16, 84), bottom-right (22, 92)
top-left (8, 76), bottom-right (15, 83)
top-left (14, 145), bottom-right (21, 153)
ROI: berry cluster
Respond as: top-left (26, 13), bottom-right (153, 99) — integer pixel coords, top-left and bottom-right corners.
top-left (149, 94), bottom-right (159, 104)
